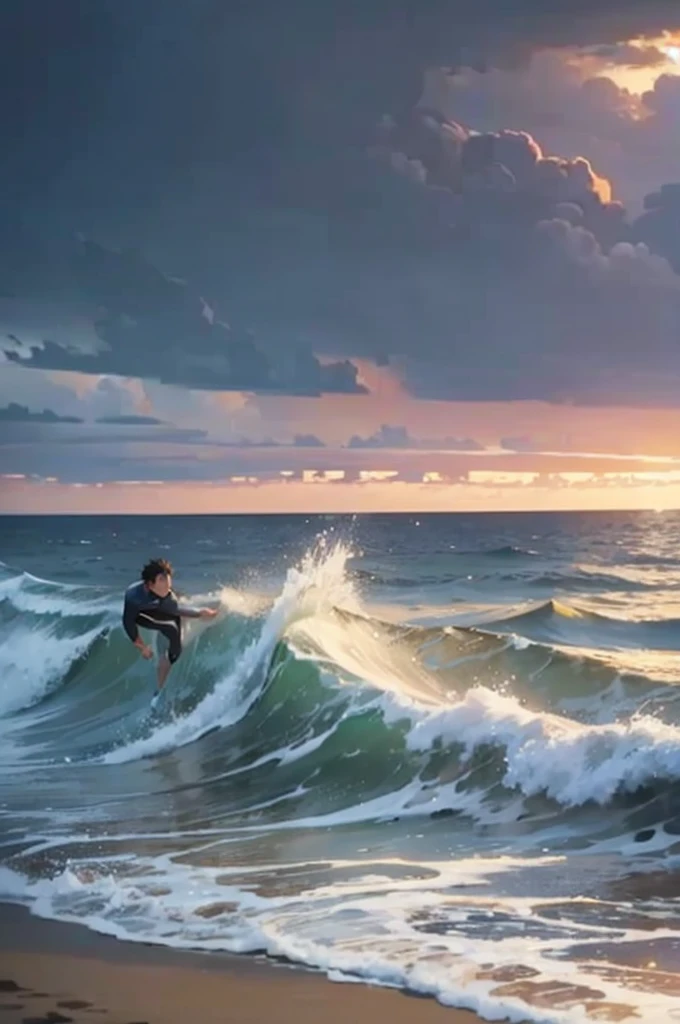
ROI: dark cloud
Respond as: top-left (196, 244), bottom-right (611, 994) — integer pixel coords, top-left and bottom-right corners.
top-left (590, 42), bottom-right (667, 67)
top-left (318, 96), bottom-right (680, 403)
top-left (501, 436), bottom-right (540, 452)
top-left (3, 1), bottom-right (678, 208)
top-left (2, 240), bottom-right (367, 396)
top-left (95, 415), bottom-right (164, 425)
top-left (3, 2), bottom-right (680, 412)
top-left (641, 71), bottom-right (680, 116)
top-left (347, 424), bottom-right (484, 450)
top-left (4, 101), bottom-right (680, 407)
top-left (436, 47), bottom-right (680, 213)
top-left (0, 421), bottom-right (208, 448)
top-left (293, 434), bottom-right (326, 447)
top-left (632, 182), bottom-right (680, 272)
top-left (225, 434), bottom-right (326, 448)
top-left (0, 402), bottom-right (82, 424)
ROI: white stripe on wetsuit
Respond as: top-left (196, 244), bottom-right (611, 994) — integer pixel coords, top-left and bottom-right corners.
top-left (136, 613), bottom-right (180, 631)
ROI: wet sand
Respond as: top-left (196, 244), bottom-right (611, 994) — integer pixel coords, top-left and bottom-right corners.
top-left (0, 902), bottom-right (484, 1024)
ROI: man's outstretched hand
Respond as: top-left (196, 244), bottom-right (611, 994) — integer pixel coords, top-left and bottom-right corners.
top-left (199, 608), bottom-right (219, 620)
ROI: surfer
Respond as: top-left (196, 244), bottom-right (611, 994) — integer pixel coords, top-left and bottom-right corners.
top-left (122, 557), bottom-right (217, 706)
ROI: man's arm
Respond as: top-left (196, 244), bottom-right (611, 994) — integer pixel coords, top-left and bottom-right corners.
top-left (163, 592), bottom-right (202, 618)
top-left (178, 603), bottom-right (203, 618)
top-left (165, 592), bottom-right (214, 619)
top-left (122, 594), bottom-right (140, 643)
top-left (122, 591), bottom-right (153, 655)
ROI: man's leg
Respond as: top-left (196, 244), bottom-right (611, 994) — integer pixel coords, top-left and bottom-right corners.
top-left (156, 653), bottom-right (172, 692)
top-left (135, 612), bottom-right (181, 708)
top-left (150, 635), bottom-right (173, 710)
top-left (154, 618), bottom-right (182, 694)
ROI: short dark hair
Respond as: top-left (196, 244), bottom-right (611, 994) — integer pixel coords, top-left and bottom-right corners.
top-left (141, 558), bottom-right (173, 584)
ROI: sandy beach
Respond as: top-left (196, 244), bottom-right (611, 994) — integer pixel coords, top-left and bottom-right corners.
top-left (0, 903), bottom-right (485, 1024)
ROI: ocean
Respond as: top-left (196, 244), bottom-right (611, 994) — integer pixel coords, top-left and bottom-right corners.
top-left (2, 510), bottom-right (680, 1024)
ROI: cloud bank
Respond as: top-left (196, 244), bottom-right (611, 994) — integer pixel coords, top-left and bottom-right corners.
top-left (3, 240), bottom-right (367, 396)
top-left (2, 1), bottom-right (680, 414)
top-left (0, 402), bottom-right (82, 424)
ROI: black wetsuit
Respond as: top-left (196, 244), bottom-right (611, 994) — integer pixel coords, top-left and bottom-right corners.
top-left (122, 581), bottom-right (200, 663)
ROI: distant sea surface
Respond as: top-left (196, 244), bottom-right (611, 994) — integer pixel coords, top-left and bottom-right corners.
top-left (3, 510), bottom-right (680, 1023)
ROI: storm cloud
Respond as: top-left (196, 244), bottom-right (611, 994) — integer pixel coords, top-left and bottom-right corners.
top-left (94, 415), bottom-right (163, 426)
top-left (3, 1), bottom-right (680, 410)
top-left (312, 100), bottom-right (680, 404)
top-left (2, 240), bottom-right (367, 396)
top-left (633, 182), bottom-right (680, 273)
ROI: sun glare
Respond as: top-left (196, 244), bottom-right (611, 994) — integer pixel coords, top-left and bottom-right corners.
top-left (661, 44), bottom-right (680, 65)
top-left (596, 32), bottom-right (680, 94)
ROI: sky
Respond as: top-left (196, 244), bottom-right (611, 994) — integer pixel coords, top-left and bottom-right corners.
top-left (3, 0), bottom-right (680, 514)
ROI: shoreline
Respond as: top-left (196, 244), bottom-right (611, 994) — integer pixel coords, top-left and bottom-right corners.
top-left (0, 901), bottom-right (486, 1024)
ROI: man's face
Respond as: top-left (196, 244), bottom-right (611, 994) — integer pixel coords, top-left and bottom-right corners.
top-left (149, 573), bottom-right (171, 598)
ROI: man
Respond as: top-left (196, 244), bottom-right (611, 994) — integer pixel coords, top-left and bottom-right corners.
top-left (122, 557), bottom-right (217, 706)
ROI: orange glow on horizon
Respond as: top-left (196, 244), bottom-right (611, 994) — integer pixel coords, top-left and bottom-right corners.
top-left (5, 473), bottom-right (680, 516)
top-left (240, 362), bottom-right (680, 458)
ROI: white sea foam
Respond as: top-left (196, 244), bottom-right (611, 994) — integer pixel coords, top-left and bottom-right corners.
top-left (2, 854), bottom-right (678, 1024)
top-left (0, 622), bottom-right (103, 716)
top-left (381, 684), bottom-right (680, 806)
top-left (0, 571), bottom-right (115, 617)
